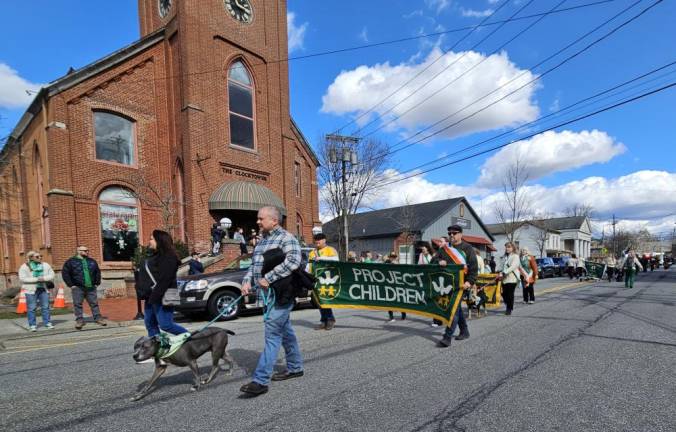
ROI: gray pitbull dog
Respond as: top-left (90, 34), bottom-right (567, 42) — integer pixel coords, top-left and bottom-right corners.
top-left (131, 327), bottom-right (235, 401)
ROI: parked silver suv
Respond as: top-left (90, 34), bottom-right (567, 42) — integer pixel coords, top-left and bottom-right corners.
top-left (176, 250), bottom-right (314, 321)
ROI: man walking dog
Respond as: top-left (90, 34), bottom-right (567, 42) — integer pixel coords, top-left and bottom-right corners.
top-left (62, 246), bottom-right (107, 330)
top-left (240, 206), bottom-right (304, 396)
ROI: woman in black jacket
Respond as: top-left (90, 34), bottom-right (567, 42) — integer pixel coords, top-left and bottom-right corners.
top-left (139, 230), bottom-right (188, 337)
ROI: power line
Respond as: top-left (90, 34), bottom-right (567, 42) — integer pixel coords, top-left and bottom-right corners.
top-left (350, 0), bottom-right (541, 137)
top-left (372, 80), bottom-right (676, 190)
top-left (361, 0), bottom-right (658, 164)
top-left (331, 0), bottom-right (513, 135)
top-left (400, 59), bottom-right (676, 174)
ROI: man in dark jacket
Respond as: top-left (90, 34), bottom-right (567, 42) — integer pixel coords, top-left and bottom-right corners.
top-left (62, 246), bottom-right (106, 330)
top-left (188, 252), bottom-right (204, 275)
top-left (436, 225), bottom-right (478, 348)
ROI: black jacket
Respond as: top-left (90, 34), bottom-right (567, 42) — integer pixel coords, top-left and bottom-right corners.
top-left (62, 257), bottom-right (101, 289)
top-left (262, 248), bottom-right (315, 306)
top-left (188, 259), bottom-right (204, 275)
top-left (136, 253), bottom-right (181, 304)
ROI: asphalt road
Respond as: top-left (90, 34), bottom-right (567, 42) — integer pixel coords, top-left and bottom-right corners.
top-left (1, 270), bottom-right (674, 432)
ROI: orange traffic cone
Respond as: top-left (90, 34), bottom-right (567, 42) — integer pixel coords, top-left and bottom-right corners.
top-left (16, 288), bottom-right (27, 314)
top-left (53, 284), bottom-right (66, 309)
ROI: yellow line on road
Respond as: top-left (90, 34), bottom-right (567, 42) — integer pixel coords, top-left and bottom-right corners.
top-left (0, 332), bottom-right (142, 356)
top-left (539, 281), bottom-right (592, 295)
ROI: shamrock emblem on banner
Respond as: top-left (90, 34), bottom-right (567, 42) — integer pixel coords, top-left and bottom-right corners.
top-left (315, 266), bottom-right (341, 300)
top-left (429, 272), bottom-right (456, 311)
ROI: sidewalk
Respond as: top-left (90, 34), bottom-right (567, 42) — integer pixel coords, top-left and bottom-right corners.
top-left (0, 297), bottom-right (145, 341)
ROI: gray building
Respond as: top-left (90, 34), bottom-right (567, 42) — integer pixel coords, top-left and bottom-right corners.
top-left (323, 197), bottom-right (496, 263)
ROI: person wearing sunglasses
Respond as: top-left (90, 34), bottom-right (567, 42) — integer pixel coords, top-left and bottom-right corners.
top-left (62, 246), bottom-right (106, 330)
top-left (18, 251), bottom-right (56, 331)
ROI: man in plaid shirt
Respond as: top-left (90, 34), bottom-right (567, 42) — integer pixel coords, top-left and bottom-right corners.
top-left (240, 206), bottom-right (304, 396)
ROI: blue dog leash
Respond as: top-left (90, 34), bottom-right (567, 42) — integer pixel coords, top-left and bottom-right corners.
top-left (191, 287), bottom-right (276, 336)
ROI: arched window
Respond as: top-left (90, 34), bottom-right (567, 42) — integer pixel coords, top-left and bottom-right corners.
top-left (99, 186), bottom-right (140, 261)
top-left (296, 213), bottom-right (303, 240)
top-left (94, 111), bottom-right (135, 165)
top-left (228, 60), bottom-right (255, 149)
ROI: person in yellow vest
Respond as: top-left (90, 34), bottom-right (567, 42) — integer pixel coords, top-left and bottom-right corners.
top-left (308, 233), bottom-right (339, 330)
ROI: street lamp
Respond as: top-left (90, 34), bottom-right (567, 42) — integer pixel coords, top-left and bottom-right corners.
top-left (220, 217), bottom-right (232, 239)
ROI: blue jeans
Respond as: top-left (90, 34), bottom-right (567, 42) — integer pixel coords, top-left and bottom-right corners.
top-left (319, 307), bottom-right (335, 322)
top-left (253, 302), bottom-right (304, 386)
top-left (444, 305), bottom-right (468, 339)
top-left (26, 288), bottom-right (51, 327)
top-left (144, 303), bottom-right (188, 337)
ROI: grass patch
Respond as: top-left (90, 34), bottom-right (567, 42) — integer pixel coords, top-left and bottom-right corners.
top-left (0, 308), bottom-right (73, 320)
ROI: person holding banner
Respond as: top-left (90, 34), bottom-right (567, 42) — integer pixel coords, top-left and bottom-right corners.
top-left (605, 255), bottom-right (617, 282)
top-left (497, 242), bottom-right (520, 315)
top-left (308, 233), bottom-right (339, 330)
top-left (436, 225), bottom-right (478, 348)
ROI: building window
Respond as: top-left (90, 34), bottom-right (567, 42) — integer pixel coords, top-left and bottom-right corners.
top-left (459, 202), bottom-right (465, 217)
top-left (174, 160), bottom-right (186, 241)
top-left (33, 147), bottom-right (49, 247)
top-left (296, 213), bottom-right (303, 240)
top-left (94, 111), bottom-right (135, 165)
top-left (294, 162), bottom-right (301, 197)
top-left (99, 186), bottom-right (140, 262)
top-left (228, 60), bottom-right (255, 150)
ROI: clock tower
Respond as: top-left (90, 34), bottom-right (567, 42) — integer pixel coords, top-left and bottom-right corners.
top-left (136, 0), bottom-right (319, 245)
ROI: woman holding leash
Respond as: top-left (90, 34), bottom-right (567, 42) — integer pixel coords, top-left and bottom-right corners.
top-left (138, 230), bottom-right (189, 337)
top-left (497, 242), bottom-right (520, 316)
top-left (18, 251), bottom-right (56, 332)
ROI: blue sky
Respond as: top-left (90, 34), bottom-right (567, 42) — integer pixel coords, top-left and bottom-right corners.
top-left (1, 0), bottom-right (674, 235)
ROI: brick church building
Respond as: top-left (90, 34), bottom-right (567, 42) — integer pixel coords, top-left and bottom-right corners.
top-left (0, 0), bottom-right (320, 291)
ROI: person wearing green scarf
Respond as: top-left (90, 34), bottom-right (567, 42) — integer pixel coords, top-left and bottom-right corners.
top-left (18, 251), bottom-right (55, 331)
top-left (62, 246), bottom-right (106, 330)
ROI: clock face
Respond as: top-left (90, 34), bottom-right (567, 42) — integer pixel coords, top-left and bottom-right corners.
top-left (224, 0), bottom-right (253, 24)
top-left (158, 0), bottom-right (172, 18)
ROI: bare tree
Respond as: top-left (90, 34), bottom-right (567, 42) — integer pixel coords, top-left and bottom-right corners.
top-left (318, 136), bottom-right (391, 258)
top-left (564, 203), bottom-right (595, 218)
top-left (530, 213), bottom-right (554, 258)
top-left (493, 154), bottom-right (532, 243)
top-left (126, 172), bottom-right (186, 236)
top-left (389, 196), bottom-right (420, 263)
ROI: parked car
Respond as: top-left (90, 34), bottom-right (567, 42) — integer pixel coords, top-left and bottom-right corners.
top-left (176, 250), bottom-right (315, 321)
top-left (535, 257), bottom-right (556, 279)
top-left (551, 257), bottom-right (569, 277)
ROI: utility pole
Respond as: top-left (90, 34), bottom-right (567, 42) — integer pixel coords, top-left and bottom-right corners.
top-left (327, 134), bottom-right (359, 260)
top-left (611, 214), bottom-right (617, 257)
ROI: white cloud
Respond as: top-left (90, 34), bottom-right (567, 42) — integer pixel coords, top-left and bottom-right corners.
top-left (358, 27), bottom-right (369, 43)
top-left (426, 0), bottom-right (451, 14)
top-left (287, 12), bottom-right (308, 53)
top-left (461, 8), bottom-right (494, 18)
top-left (477, 130), bottom-right (626, 187)
top-left (0, 63), bottom-right (42, 109)
top-left (403, 9), bottom-right (424, 19)
top-left (328, 169), bottom-right (675, 234)
top-left (321, 48), bottom-right (539, 139)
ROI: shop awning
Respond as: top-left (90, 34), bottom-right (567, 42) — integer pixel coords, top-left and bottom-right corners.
top-left (208, 181), bottom-right (287, 216)
top-left (463, 235), bottom-right (496, 251)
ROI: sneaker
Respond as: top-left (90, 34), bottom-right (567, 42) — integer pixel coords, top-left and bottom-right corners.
top-left (75, 320), bottom-right (85, 330)
top-left (436, 337), bottom-right (452, 348)
top-left (505, 310), bottom-right (512, 316)
top-left (95, 318), bottom-right (108, 326)
top-left (430, 322), bottom-right (440, 328)
top-left (29, 325), bottom-right (37, 332)
top-left (528, 300), bottom-right (535, 304)
top-left (455, 332), bottom-right (470, 341)
top-left (240, 382), bottom-right (268, 396)
top-left (386, 318), bottom-right (396, 323)
top-left (45, 323), bottom-right (55, 329)
top-left (314, 322), bottom-right (326, 330)
top-left (325, 320), bottom-right (335, 331)
top-left (271, 370), bottom-right (304, 381)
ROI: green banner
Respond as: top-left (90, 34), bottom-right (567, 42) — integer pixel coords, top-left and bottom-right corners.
top-left (312, 261), bottom-right (465, 326)
top-left (585, 261), bottom-right (605, 279)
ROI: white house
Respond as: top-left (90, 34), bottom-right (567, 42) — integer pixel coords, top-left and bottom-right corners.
top-left (487, 216), bottom-right (592, 259)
